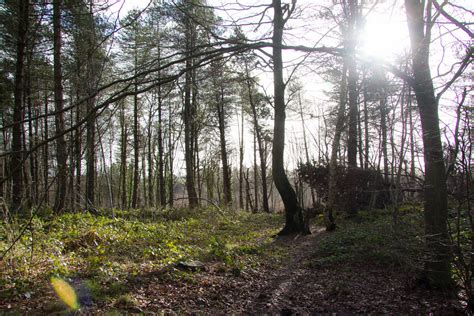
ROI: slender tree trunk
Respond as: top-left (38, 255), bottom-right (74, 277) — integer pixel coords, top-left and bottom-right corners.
top-left (326, 64), bottom-right (348, 231)
top-left (245, 64), bottom-right (269, 213)
top-left (43, 87), bottom-right (49, 205)
top-left (157, 89), bottom-right (166, 206)
top-left (184, 11), bottom-right (198, 209)
top-left (239, 99), bottom-right (244, 209)
top-left (131, 61), bottom-right (139, 209)
top-left (380, 89), bottom-right (389, 182)
top-left (363, 83), bottom-right (369, 170)
top-left (408, 89), bottom-right (416, 179)
top-left (11, 0), bottom-right (29, 213)
top-left (253, 133), bottom-right (258, 211)
top-left (346, 0), bottom-right (358, 169)
top-left (84, 2), bottom-right (97, 211)
top-left (298, 92), bottom-right (317, 208)
top-left (216, 86), bottom-right (232, 206)
top-left (53, 0), bottom-right (68, 213)
top-left (26, 55), bottom-right (38, 206)
top-left (85, 100), bottom-right (96, 209)
top-left (147, 102), bottom-right (154, 208)
top-left (405, 0), bottom-right (451, 289)
top-left (120, 103), bottom-right (128, 210)
top-left (272, 0), bottom-right (308, 235)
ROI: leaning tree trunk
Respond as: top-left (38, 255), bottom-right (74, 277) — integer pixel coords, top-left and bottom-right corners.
top-left (53, 0), bottom-right (68, 213)
top-left (405, 0), bottom-right (452, 289)
top-left (272, 0), bottom-right (308, 235)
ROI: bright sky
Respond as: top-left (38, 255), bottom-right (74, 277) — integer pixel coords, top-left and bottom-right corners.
top-left (105, 0), bottom-right (471, 170)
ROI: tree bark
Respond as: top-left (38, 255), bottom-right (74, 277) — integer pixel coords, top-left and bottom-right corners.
top-left (245, 65), bottom-right (269, 213)
top-left (184, 7), bottom-right (198, 209)
top-left (326, 64), bottom-right (348, 231)
top-left (272, 0), bottom-right (308, 235)
top-left (380, 87), bottom-right (389, 182)
top-left (346, 0), bottom-right (358, 170)
top-left (216, 85), bottom-right (232, 206)
top-left (53, 0), bottom-right (68, 213)
top-left (120, 102), bottom-right (128, 209)
top-left (405, 0), bottom-right (452, 289)
top-left (131, 40), bottom-right (140, 209)
top-left (11, 0), bottom-right (29, 213)
top-left (80, 1), bottom-right (98, 211)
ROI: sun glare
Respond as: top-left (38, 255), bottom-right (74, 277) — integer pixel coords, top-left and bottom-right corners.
top-left (359, 14), bottom-right (409, 62)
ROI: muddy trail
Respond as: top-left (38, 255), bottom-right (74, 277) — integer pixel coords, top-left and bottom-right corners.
top-left (86, 226), bottom-right (460, 314)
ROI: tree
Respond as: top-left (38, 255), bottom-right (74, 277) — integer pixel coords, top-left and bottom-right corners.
top-left (404, 0), bottom-right (452, 289)
top-left (53, 0), bottom-right (68, 213)
top-left (242, 58), bottom-right (271, 213)
top-left (10, 0), bottom-right (29, 213)
top-left (209, 60), bottom-right (232, 206)
top-left (272, 0), bottom-right (309, 235)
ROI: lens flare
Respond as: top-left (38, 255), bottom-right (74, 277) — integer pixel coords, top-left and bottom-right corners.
top-left (50, 277), bottom-right (80, 310)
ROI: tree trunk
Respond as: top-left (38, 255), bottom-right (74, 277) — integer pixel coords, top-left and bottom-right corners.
top-left (363, 83), bottom-right (369, 170)
top-left (298, 92), bottom-right (317, 208)
top-left (168, 101), bottom-right (174, 207)
top-left (246, 75), bottom-right (269, 213)
top-left (326, 64), bottom-right (348, 231)
top-left (405, 0), bottom-right (452, 289)
top-left (253, 133), bottom-right (259, 211)
top-left (85, 2), bottom-right (97, 211)
top-left (184, 10), bottom-right (198, 209)
top-left (346, 0), bottom-right (358, 170)
top-left (85, 100), bottom-right (96, 209)
top-left (157, 87), bottom-right (166, 207)
top-left (131, 56), bottom-right (139, 209)
top-left (147, 101), bottom-right (154, 208)
top-left (272, 0), bottom-right (308, 235)
top-left (53, 0), bottom-right (68, 213)
top-left (11, 0), bottom-right (29, 213)
top-left (43, 86), bottom-right (49, 205)
top-left (380, 89), bottom-right (389, 182)
top-left (217, 86), bottom-right (232, 206)
top-left (120, 103), bottom-right (128, 210)
top-left (239, 98), bottom-right (244, 209)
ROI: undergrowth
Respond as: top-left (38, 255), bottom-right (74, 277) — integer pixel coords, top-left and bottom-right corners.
top-left (313, 208), bottom-right (425, 272)
top-left (0, 207), bottom-right (282, 306)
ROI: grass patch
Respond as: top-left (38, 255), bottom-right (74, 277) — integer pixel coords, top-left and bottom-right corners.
top-left (313, 210), bottom-right (424, 271)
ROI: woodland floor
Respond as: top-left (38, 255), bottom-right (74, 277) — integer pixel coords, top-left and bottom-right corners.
top-left (0, 210), bottom-right (465, 314)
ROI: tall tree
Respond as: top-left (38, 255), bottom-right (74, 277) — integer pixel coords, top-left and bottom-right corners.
top-left (404, 0), bottom-right (451, 288)
top-left (344, 0), bottom-right (359, 169)
top-left (10, 0), bottom-right (29, 213)
top-left (53, 0), bottom-right (68, 213)
top-left (243, 61), bottom-right (270, 213)
top-left (210, 61), bottom-right (232, 206)
top-left (182, 0), bottom-right (199, 209)
top-left (272, 0), bottom-right (308, 234)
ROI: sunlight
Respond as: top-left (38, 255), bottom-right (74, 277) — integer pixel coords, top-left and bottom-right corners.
top-left (359, 13), bottom-right (409, 62)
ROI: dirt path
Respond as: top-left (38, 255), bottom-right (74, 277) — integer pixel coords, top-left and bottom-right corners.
top-left (93, 225), bottom-right (461, 314)
top-left (14, 225), bottom-right (461, 314)
top-left (244, 227), bottom-right (327, 313)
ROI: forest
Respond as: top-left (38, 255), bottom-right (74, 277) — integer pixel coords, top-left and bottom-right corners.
top-left (0, 0), bottom-right (472, 313)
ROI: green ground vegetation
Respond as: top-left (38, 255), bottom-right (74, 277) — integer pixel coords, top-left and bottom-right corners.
top-left (0, 207), bottom-right (282, 304)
